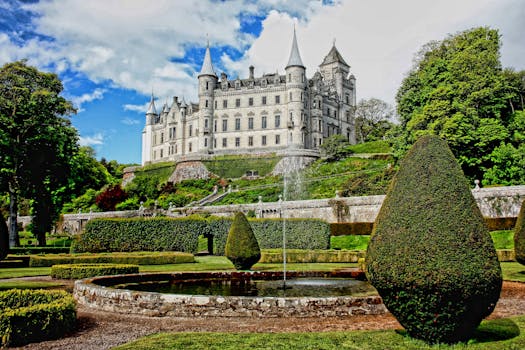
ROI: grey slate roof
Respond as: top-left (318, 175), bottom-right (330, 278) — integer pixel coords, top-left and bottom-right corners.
top-left (286, 28), bottom-right (304, 68)
top-left (146, 94), bottom-right (157, 115)
top-left (199, 43), bottom-right (217, 77)
top-left (321, 44), bottom-right (349, 67)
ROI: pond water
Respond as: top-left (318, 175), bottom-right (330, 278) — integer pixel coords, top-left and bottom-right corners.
top-left (113, 277), bottom-right (376, 298)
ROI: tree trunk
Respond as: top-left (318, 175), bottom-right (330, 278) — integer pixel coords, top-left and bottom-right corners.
top-left (8, 190), bottom-right (20, 247)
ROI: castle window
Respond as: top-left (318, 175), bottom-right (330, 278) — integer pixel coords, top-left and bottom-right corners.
top-left (275, 115), bottom-right (280, 128)
top-left (235, 137), bottom-right (240, 147)
top-left (289, 92), bottom-right (292, 101)
top-left (275, 134), bottom-right (280, 145)
top-left (160, 149), bottom-right (163, 158)
top-left (214, 120), bottom-right (217, 132)
top-left (206, 81), bottom-right (209, 90)
top-left (275, 95), bottom-right (280, 104)
top-left (215, 100), bottom-right (217, 109)
top-left (204, 138), bottom-right (208, 147)
top-left (205, 99), bottom-right (208, 108)
top-left (222, 138), bottom-right (227, 148)
top-left (223, 100), bottom-right (227, 108)
top-left (205, 119), bottom-right (209, 129)
top-left (153, 150), bottom-right (156, 159)
top-left (236, 98), bottom-right (240, 107)
top-left (262, 135), bottom-right (267, 146)
top-left (313, 138), bottom-right (317, 147)
top-left (262, 96), bottom-right (266, 105)
top-left (222, 119), bottom-right (228, 132)
top-left (235, 118), bottom-right (241, 131)
top-left (302, 74), bottom-right (305, 83)
top-left (189, 125), bottom-right (192, 137)
top-left (319, 120), bottom-right (322, 132)
top-left (160, 133), bottom-right (164, 143)
top-left (175, 144), bottom-right (178, 153)
top-left (345, 93), bottom-right (350, 104)
top-left (214, 138), bottom-right (217, 148)
top-left (248, 136), bottom-right (253, 146)
top-left (248, 97), bottom-right (253, 106)
top-left (189, 142), bottom-right (192, 152)
top-left (235, 81), bottom-right (241, 89)
top-left (248, 117), bottom-right (254, 130)
top-left (288, 74), bottom-right (291, 82)
top-left (261, 116), bottom-right (267, 129)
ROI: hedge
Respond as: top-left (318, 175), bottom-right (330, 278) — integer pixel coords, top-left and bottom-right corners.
top-left (485, 217), bottom-right (517, 231)
top-left (208, 217), bottom-right (331, 255)
top-left (0, 289), bottom-right (76, 347)
top-left (51, 263), bottom-right (139, 279)
top-left (73, 217), bottom-right (208, 253)
top-left (260, 249), bottom-right (365, 263)
top-left (30, 252), bottom-right (194, 267)
top-left (330, 222), bottom-right (373, 236)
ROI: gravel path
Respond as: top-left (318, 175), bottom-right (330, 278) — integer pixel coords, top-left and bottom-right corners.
top-left (9, 281), bottom-right (525, 350)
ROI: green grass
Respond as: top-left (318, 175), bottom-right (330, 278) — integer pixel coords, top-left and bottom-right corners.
top-left (0, 280), bottom-right (63, 290)
top-left (0, 267), bottom-right (51, 279)
top-left (500, 262), bottom-right (525, 282)
top-left (330, 235), bottom-right (370, 250)
top-left (491, 230), bottom-right (514, 250)
top-left (114, 316), bottom-right (525, 350)
top-left (347, 140), bottom-right (392, 154)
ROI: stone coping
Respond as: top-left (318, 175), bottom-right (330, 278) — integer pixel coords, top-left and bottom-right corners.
top-left (73, 271), bottom-right (386, 318)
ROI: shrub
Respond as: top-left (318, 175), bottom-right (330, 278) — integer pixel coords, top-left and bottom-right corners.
top-left (514, 200), bottom-right (525, 265)
top-left (0, 289), bottom-right (76, 347)
top-left (330, 222), bottom-right (373, 236)
top-left (209, 217), bottom-right (330, 255)
top-left (366, 135), bottom-right (502, 344)
top-left (51, 263), bottom-right (139, 279)
top-left (74, 217), bottom-right (206, 253)
top-left (259, 249), bottom-right (364, 263)
top-left (95, 184), bottom-right (127, 211)
top-left (30, 251), bottom-right (194, 267)
top-left (0, 213), bottom-right (8, 261)
top-left (225, 212), bottom-right (261, 270)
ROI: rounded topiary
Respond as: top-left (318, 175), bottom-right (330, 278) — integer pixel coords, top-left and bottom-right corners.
top-left (225, 212), bottom-right (261, 270)
top-left (514, 200), bottom-right (525, 265)
top-left (366, 135), bottom-right (502, 344)
top-left (0, 214), bottom-right (8, 261)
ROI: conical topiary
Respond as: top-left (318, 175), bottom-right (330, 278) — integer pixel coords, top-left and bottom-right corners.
top-left (0, 214), bottom-right (8, 261)
top-left (366, 135), bottom-right (502, 344)
top-left (225, 212), bottom-right (261, 270)
top-left (514, 200), bottom-right (525, 265)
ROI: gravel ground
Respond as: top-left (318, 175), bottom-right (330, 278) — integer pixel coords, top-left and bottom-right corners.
top-left (9, 280), bottom-right (525, 350)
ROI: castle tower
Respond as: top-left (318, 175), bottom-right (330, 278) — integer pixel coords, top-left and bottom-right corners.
top-left (198, 42), bottom-right (218, 154)
top-left (141, 93), bottom-right (157, 165)
top-left (285, 28), bottom-right (307, 149)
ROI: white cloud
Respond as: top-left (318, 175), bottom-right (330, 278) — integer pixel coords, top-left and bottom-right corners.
top-left (70, 88), bottom-right (106, 112)
top-left (121, 117), bottom-right (140, 125)
top-left (79, 133), bottom-right (104, 146)
top-left (123, 102), bottom-right (149, 113)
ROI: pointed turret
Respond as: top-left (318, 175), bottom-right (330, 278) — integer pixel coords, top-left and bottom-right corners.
top-left (286, 27), bottom-right (304, 69)
top-left (198, 42), bottom-right (217, 77)
top-left (146, 93), bottom-right (157, 115)
top-left (321, 44), bottom-right (349, 67)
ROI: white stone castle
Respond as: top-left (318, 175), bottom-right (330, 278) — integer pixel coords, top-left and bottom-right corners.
top-left (141, 30), bottom-right (356, 166)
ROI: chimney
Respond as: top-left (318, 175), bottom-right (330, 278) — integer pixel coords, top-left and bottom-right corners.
top-left (249, 65), bottom-right (254, 79)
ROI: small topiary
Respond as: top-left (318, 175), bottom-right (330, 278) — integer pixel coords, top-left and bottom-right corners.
top-left (225, 212), bottom-right (261, 270)
top-left (0, 214), bottom-right (8, 261)
top-left (514, 200), bottom-right (525, 265)
top-left (366, 135), bottom-right (502, 344)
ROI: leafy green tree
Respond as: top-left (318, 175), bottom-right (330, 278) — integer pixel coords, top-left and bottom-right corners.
top-left (319, 135), bottom-right (352, 161)
top-left (225, 212), bottom-right (261, 270)
top-left (354, 98), bottom-right (396, 143)
top-left (68, 146), bottom-right (113, 198)
top-left (0, 213), bottom-right (8, 260)
top-left (366, 135), bottom-right (502, 344)
top-left (0, 60), bottom-right (77, 246)
top-left (395, 27), bottom-right (522, 183)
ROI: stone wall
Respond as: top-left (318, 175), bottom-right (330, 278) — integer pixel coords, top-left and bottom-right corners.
top-left (15, 185), bottom-right (525, 234)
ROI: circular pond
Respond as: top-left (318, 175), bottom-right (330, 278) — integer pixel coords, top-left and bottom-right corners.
top-left (73, 271), bottom-right (386, 318)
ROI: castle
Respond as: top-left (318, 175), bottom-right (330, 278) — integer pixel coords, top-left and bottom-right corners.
top-left (141, 30), bottom-right (356, 166)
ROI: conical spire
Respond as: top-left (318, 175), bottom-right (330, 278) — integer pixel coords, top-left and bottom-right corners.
top-left (321, 43), bottom-right (349, 67)
top-left (199, 41), bottom-right (217, 77)
top-left (180, 97), bottom-right (187, 108)
top-left (146, 93), bottom-right (157, 115)
top-left (286, 27), bottom-right (304, 69)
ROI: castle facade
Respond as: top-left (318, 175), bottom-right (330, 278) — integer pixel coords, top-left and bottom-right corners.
top-left (142, 30), bottom-right (356, 165)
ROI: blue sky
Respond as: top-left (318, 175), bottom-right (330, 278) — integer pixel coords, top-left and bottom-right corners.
top-left (1, 0), bottom-right (524, 164)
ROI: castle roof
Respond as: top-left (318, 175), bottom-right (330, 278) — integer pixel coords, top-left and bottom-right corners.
top-left (286, 28), bottom-right (304, 69)
top-left (146, 93), bottom-right (157, 115)
top-left (199, 42), bottom-right (217, 77)
top-left (321, 44), bottom-right (349, 67)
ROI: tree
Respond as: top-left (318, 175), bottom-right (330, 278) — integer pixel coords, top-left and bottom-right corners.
top-left (514, 201), bottom-right (525, 265)
top-left (225, 212), bottom-right (261, 270)
top-left (354, 98), bottom-right (395, 143)
top-left (366, 135), bottom-right (502, 344)
top-left (95, 185), bottom-right (128, 212)
top-left (395, 27), bottom-right (522, 183)
top-left (68, 146), bottom-right (113, 198)
top-left (0, 213), bottom-right (8, 260)
top-left (0, 60), bottom-right (77, 246)
top-left (319, 135), bottom-right (352, 161)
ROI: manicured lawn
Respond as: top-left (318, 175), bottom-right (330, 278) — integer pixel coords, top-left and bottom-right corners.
top-left (501, 262), bottom-right (525, 282)
top-left (0, 280), bottom-right (63, 290)
top-left (491, 230), bottom-right (514, 250)
top-left (331, 235), bottom-right (370, 250)
top-left (0, 267), bottom-right (51, 279)
top-left (114, 316), bottom-right (525, 350)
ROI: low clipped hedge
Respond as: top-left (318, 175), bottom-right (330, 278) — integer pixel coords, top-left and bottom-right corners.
top-left (0, 289), bottom-right (76, 347)
top-left (260, 249), bottom-right (365, 263)
top-left (30, 251), bottom-right (194, 267)
top-left (51, 263), bottom-right (139, 279)
top-left (330, 222), bottom-right (373, 236)
top-left (208, 217), bottom-right (331, 255)
top-left (73, 217), bottom-right (207, 253)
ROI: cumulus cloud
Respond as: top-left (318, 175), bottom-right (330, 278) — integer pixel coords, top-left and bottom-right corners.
top-left (79, 133), bottom-right (104, 147)
top-left (121, 117), bottom-right (141, 125)
top-left (70, 88), bottom-right (106, 112)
